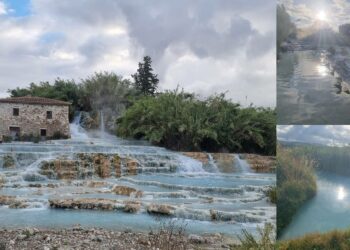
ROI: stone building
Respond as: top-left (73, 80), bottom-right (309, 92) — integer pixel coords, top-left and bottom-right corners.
top-left (0, 96), bottom-right (71, 140)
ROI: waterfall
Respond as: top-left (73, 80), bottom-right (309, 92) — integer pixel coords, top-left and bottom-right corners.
top-left (177, 155), bottom-right (206, 173)
top-left (100, 110), bottom-right (105, 138)
top-left (207, 153), bottom-right (220, 173)
top-left (70, 112), bottom-right (89, 139)
top-left (234, 154), bottom-right (252, 174)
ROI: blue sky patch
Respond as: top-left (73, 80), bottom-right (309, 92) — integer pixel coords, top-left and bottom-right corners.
top-left (4, 0), bottom-right (31, 17)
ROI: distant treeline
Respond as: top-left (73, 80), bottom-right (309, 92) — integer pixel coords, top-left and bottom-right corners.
top-left (283, 144), bottom-right (350, 176)
top-left (277, 145), bottom-right (317, 238)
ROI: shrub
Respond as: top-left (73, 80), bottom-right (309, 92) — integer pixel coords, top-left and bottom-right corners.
top-left (2, 136), bottom-right (12, 143)
top-left (277, 145), bottom-right (317, 237)
top-left (148, 219), bottom-right (188, 250)
top-left (233, 223), bottom-right (275, 250)
top-left (117, 90), bottom-right (276, 155)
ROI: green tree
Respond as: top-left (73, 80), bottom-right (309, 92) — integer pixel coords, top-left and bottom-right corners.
top-left (132, 56), bottom-right (159, 95)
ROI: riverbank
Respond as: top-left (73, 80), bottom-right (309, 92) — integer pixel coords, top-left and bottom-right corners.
top-left (278, 228), bottom-right (350, 250)
top-left (0, 226), bottom-right (235, 250)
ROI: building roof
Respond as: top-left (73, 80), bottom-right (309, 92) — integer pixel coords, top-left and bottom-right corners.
top-left (0, 96), bottom-right (71, 106)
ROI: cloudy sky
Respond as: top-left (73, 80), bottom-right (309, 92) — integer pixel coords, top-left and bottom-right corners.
top-left (279, 0), bottom-right (350, 29)
top-left (0, 0), bottom-right (276, 107)
top-left (278, 125), bottom-right (350, 146)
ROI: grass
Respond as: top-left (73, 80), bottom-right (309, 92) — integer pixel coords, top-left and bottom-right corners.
top-left (231, 223), bottom-right (275, 250)
top-left (277, 229), bottom-right (350, 250)
top-left (277, 145), bottom-right (317, 238)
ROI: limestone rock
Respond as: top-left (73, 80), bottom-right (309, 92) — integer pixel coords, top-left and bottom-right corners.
top-left (146, 204), bottom-right (175, 216)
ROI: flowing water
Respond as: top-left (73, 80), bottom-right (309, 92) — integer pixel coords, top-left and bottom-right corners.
top-left (281, 172), bottom-right (350, 239)
top-left (277, 50), bottom-right (350, 124)
top-left (0, 117), bottom-right (275, 237)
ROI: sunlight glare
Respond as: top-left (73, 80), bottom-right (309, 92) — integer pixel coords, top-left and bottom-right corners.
top-left (316, 64), bottom-right (328, 76)
top-left (317, 10), bottom-right (327, 21)
top-left (337, 186), bottom-right (346, 200)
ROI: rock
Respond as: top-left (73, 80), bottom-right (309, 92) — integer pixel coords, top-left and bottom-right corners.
top-left (80, 111), bottom-right (98, 130)
top-left (240, 154), bottom-right (276, 173)
top-left (189, 234), bottom-right (205, 244)
top-left (3, 155), bottom-right (15, 168)
top-left (0, 195), bottom-right (29, 209)
top-left (17, 234), bottom-right (28, 240)
top-left (146, 204), bottom-right (175, 216)
top-left (49, 198), bottom-right (119, 211)
top-left (182, 152), bottom-right (209, 165)
top-left (93, 154), bottom-right (111, 178)
top-left (123, 201), bottom-right (141, 213)
top-left (126, 159), bottom-right (138, 175)
top-left (112, 186), bottom-right (143, 197)
top-left (87, 181), bottom-right (108, 188)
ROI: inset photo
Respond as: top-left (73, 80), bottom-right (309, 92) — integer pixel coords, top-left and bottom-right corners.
top-left (277, 125), bottom-right (350, 248)
top-left (277, 1), bottom-right (350, 124)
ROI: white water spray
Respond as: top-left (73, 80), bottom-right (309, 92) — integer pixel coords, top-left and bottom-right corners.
top-left (234, 154), bottom-right (252, 174)
top-left (70, 113), bottom-right (89, 139)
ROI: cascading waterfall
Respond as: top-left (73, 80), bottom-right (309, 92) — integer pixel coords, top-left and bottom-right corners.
top-left (0, 114), bottom-right (275, 236)
top-left (100, 110), bottom-right (105, 138)
top-left (234, 154), bottom-right (253, 174)
top-left (70, 112), bottom-right (89, 139)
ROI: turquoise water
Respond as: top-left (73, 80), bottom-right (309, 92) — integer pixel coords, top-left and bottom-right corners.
top-left (281, 173), bottom-right (350, 239)
top-left (0, 122), bottom-right (275, 236)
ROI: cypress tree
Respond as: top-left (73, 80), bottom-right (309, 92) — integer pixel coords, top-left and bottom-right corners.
top-left (132, 56), bottom-right (159, 95)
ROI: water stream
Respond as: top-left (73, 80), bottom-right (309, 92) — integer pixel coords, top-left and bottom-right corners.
top-left (281, 172), bottom-right (350, 239)
top-left (277, 50), bottom-right (350, 124)
top-left (0, 117), bottom-right (275, 237)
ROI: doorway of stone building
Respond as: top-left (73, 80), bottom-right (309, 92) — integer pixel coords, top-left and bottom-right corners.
top-left (9, 126), bottom-right (20, 140)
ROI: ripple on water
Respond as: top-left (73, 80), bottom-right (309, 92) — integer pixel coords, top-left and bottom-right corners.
top-left (277, 50), bottom-right (350, 124)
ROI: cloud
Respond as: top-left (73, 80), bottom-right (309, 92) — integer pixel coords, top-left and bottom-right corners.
top-left (279, 0), bottom-right (350, 29)
top-left (0, 0), bottom-right (275, 107)
top-left (278, 125), bottom-right (350, 146)
top-left (0, 1), bottom-right (7, 15)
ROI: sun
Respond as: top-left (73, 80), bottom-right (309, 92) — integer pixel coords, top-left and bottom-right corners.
top-left (317, 10), bottom-right (327, 21)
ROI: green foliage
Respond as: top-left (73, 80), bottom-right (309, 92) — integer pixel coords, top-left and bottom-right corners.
top-left (8, 78), bottom-right (80, 121)
top-left (51, 131), bottom-right (69, 140)
top-left (277, 145), bottom-right (317, 238)
top-left (2, 136), bottom-right (12, 143)
top-left (8, 72), bottom-right (135, 123)
top-left (277, 229), bottom-right (350, 250)
top-left (266, 186), bottom-right (277, 204)
top-left (79, 72), bottom-right (135, 113)
top-left (117, 89), bottom-right (276, 155)
top-left (233, 223), bottom-right (275, 250)
top-left (132, 56), bottom-right (159, 96)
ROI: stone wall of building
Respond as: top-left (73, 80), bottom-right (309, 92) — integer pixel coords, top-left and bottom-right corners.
top-left (0, 103), bottom-right (70, 138)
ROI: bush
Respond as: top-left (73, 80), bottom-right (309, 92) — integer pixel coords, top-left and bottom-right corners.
top-left (51, 131), bottom-right (68, 140)
top-left (117, 90), bottom-right (276, 155)
top-left (148, 220), bottom-right (188, 250)
top-left (233, 223), bottom-right (275, 250)
top-left (277, 145), bottom-right (317, 238)
top-left (2, 136), bottom-right (12, 143)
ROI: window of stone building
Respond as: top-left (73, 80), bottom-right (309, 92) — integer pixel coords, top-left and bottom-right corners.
top-left (13, 108), bottom-right (19, 116)
top-left (40, 129), bottom-right (47, 137)
top-left (47, 111), bottom-right (52, 119)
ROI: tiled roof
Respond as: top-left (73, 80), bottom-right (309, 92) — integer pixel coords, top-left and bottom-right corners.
top-left (0, 96), bottom-right (71, 106)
